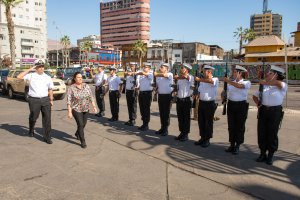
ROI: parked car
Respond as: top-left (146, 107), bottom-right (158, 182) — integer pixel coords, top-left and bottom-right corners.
top-left (56, 67), bottom-right (94, 85)
top-left (0, 69), bottom-right (9, 94)
top-left (6, 70), bottom-right (66, 101)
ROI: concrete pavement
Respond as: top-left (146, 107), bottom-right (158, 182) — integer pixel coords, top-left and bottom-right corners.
top-left (0, 94), bottom-right (299, 200)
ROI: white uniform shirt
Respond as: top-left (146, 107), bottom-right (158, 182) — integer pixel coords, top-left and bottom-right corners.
top-left (254, 82), bottom-right (287, 106)
top-left (177, 75), bottom-right (194, 98)
top-left (228, 79), bottom-right (251, 101)
top-left (137, 73), bottom-right (153, 91)
top-left (156, 72), bottom-right (173, 94)
top-left (198, 77), bottom-right (219, 101)
top-left (24, 72), bottom-right (54, 98)
top-left (94, 71), bottom-right (107, 87)
top-left (107, 74), bottom-right (122, 91)
top-left (125, 75), bottom-right (136, 90)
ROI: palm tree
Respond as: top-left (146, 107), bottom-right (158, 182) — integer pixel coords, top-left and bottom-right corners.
top-left (133, 40), bottom-right (147, 68)
top-left (234, 27), bottom-right (256, 55)
top-left (60, 35), bottom-right (71, 67)
top-left (80, 41), bottom-right (93, 66)
top-left (0, 0), bottom-right (23, 69)
top-left (233, 26), bottom-right (244, 55)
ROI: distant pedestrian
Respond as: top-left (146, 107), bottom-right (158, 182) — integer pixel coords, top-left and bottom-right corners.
top-left (194, 65), bottom-right (219, 148)
top-left (105, 66), bottom-right (123, 122)
top-left (154, 63), bottom-right (173, 136)
top-left (136, 62), bottom-right (154, 131)
top-left (253, 65), bottom-right (287, 165)
top-left (67, 72), bottom-right (97, 148)
top-left (91, 64), bottom-right (107, 117)
top-left (17, 59), bottom-right (54, 144)
top-left (222, 65), bottom-right (251, 155)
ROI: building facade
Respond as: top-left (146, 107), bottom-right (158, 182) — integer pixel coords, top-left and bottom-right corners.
top-left (172, 42), bottom-right (211, 64)
top-left (291, 22), bottom-right (300, 47)
top-left (0, 0), bottom-right (47, 66)
top-left (100, 0), bottom-right (150, 48)
top-left (209, 45), bottom-right (224, 60)
top-left (250, 13), bottom-right (282, 38)
top-left (77, 35), bottom-right (102, 49)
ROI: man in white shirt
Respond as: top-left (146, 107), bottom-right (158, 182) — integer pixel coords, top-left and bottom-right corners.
top-left (124, 62), bottom-right (138, 126)
top-left (91, 64), bottom-right (107, 117)
top-left (194, 65), bottom-right (219, 148)
top-left (136, 62), bottom-right (153, 131)
top-left (174, 63), bottom-right (194, 141)
top-left (17, 60), bottom-right (54, 144)
top-left (154, 63), bottom-right (173, 136)
top-left (106, 66), bottom-right (123, 122)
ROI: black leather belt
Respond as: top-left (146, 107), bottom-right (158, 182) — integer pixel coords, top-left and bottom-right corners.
top-left (29, 96), bottom-right (48, 99)
top-left (139, 91), bottom-right (151, 94)
top-left (228, 100), bottom-right (247, 104)
top-left (262, 105), bottom-right (282, 110)
top-left (199, 100), bottom-right (215, 103)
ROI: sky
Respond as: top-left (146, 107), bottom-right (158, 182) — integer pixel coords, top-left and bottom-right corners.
top-left (47, 0), bottom-right (300, 51)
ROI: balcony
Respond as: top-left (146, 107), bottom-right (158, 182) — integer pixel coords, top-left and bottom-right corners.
top-left (21, 49), bottom-right (34, 54)
top-left (21, 41), bottom-right (34, 46)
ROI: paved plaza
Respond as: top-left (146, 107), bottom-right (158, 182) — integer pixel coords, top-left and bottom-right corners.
top-left (0, 85), bottom-right (299, 200)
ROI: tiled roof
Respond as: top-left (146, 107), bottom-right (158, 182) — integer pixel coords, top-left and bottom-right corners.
top-left (246, 35), bottom-right (285, 47)
top-left (245, 47), bottom-right (300, 57)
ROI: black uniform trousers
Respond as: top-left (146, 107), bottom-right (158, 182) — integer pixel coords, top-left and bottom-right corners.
top-left (109, 90), bottom-right (119, 119)
top-left (126, 89), bottom-right (137, 121)
top-left (227, 100), bottom-right (249, 145)
top-left (28, 96), bottom-right (51, 139)
top-left (258, 105), bottom-right (283, 153)
top-left (72, 110), bottom-right (88, 144)
top-left (198, 100), bottom-right (217, 140)
top-left (138, 91), bottom-right (152, 126)
top-left (95, 86), bottom-right (105, 113)
top-left (158, 94), bottom-right (172, 131)
top-left (176, 97), bottom-right (191, 135)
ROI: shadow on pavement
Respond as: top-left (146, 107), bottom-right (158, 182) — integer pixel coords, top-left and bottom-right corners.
top-left (87, 115), bottom-right (300, 199)
top-left (0, 123), bottom-right (80, 146)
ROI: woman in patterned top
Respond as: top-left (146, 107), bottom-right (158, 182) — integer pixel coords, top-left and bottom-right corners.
top-left (67, 72), bottom-right (97, 148)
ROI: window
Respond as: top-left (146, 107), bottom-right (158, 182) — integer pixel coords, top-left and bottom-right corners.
top-left (35, 17), bottom-right (38, 21)
top-left (175, 54), bottom-right (180, 58)
top-left (20, 30), bottom-right (24, 34)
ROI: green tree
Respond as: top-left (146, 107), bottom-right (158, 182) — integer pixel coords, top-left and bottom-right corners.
top-left (60, 35), bottom-right (71, 67)
top-left (0, 0), bottom-right (24, 69)
top-left (233, 27), bottom-right (256, 55)
top-left (80, 41), bottom-right (93, 65)
top-left (133, 40), bottom-right (147, 68)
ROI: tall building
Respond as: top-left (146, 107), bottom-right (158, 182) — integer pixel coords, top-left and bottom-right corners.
top-left (250, 13), bottom-right (282, 38)
top-left (100, 0), bottom-right (150, 48)
top-left (77, 35), bottom-right (102, 49)
top-left (0, 0), bottom-right (47, 66)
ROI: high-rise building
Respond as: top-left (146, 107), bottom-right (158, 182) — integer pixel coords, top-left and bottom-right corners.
top-left (0, 0), bottom-right (47, 66)
top-left (100, 0), bottom-right (150, 48)
top-left (250, 13), bottom-right (282, 38)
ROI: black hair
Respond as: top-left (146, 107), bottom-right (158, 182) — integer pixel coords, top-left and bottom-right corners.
top-left (71, 72), bottom-right (82, 84)
top-left (276, 73), bottom-right (285, 81)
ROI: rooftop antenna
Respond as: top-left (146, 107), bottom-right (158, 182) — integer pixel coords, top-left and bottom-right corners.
top-left (263, 0), bottom-right (268, 14)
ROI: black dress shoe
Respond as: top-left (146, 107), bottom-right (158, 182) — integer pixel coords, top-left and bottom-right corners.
top-left (160, 131), bottom-right (168, 136)
top-left (44, 138), bottom-right (53, 144)
top-left (28, 131), bottom-right (34, 137)
top-left (108, 118), bottom-right (117, 122)
top-left (266, 152), bottom-right (274, 165)
top-left (138, 125), bottom-right (148, 131)
top-left (175, 133), bottom-right (183, 140)
top-left (155, 129), bottom-right (163, 135)
top-left (125, 120), bottom-right (135, 126)
top-left (179, 134), bottom-right (188, 142)
top-left (256, 153), bottom-right (267, 162)
top-left (201, 140), bottom-right (210, 148)
top-left (225, 146), bottom-right (234, 153)
top-left (232, 145), bottom-right (240, 155)
top-left (194, 138), bottom-right (204, 146)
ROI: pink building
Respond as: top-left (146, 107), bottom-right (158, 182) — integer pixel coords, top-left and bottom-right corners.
top-left (100, 0), bottom-right (150, 48)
